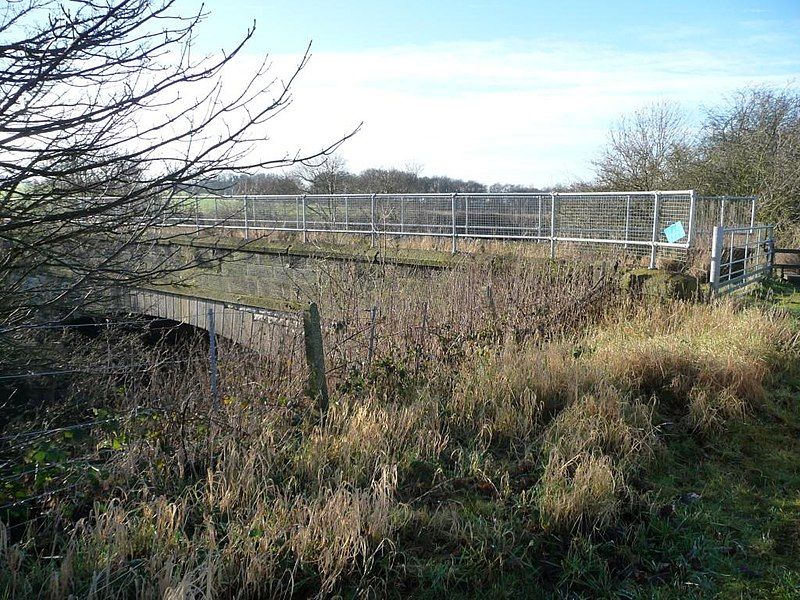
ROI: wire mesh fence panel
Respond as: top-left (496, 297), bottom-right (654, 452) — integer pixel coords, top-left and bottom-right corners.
top-left (656, 193), bottom-right (690, 237)
top-left (655, 192), bottom-right (693, 263)
top-left (374, 194), bottom-right (453, 235)
top-left (346, 195), bottom-right (375, 232)
top-left (557, 193), bottom-right (627, 241)
top-left (305, 195), bottom-right (338, 231)
top-left (465, 194), bottom-right (551, 238)
top-left (158, 192), bottom-right (758, 265)
top-left (244, 194), bottom-right (297, 230)
top-left (695, 196), bottom-right (756, 236)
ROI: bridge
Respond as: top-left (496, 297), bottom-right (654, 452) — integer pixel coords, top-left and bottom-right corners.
top-left (118, 286), bottom-right (328, 407)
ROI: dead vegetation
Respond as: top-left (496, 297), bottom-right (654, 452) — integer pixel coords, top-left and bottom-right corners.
top-left (0, 255), bottom-right (797, 598)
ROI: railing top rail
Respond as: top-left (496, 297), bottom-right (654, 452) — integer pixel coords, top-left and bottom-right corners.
top-left (74, 191), bottom-right (759, 202)
top-left (76, 190), bottom-right (721, 202)
top-left (181, 190), bottom-right (697, 200)
top-left (129, 286), bottom-right (307, 315)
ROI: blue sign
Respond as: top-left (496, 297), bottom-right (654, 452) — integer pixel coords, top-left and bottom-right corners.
top-left (663, 221), bottom-right (686, 243)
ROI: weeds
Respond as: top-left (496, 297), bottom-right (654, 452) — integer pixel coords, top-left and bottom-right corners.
top-left (1, 261), bottom-right (798, 598)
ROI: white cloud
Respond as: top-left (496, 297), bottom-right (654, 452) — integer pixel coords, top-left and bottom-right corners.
top-left (220, 38), bottom-right (799, 186)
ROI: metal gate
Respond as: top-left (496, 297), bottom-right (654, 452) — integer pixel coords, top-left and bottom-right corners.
top-left (709, 225), bottom-right (774, 296)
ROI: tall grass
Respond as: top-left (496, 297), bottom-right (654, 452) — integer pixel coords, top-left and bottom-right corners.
top-left (1, 257), bottom-right (796, 597)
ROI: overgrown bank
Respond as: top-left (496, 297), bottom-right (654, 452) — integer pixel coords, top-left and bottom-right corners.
top-left (1, 280), bottom-right (799, 597)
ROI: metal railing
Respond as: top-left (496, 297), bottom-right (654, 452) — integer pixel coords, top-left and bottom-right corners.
top-left (709, 225), bottom-right (774, 296)
top-left (158, 191), bottom-right (756, 267)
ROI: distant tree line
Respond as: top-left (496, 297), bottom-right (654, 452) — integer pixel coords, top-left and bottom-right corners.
top-left (208, 155), bottom-right (542, 196)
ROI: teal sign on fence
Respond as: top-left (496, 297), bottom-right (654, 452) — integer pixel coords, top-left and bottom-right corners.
top-left (663, 221), bottom-right (686, 243)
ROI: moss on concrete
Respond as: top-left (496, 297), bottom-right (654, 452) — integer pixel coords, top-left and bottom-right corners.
top-left (159, 234), bottom-right (463, 269)
top-left (621, 268), bottom-right (703, 300)
top-left (140, 283), bottom-right (307, 312)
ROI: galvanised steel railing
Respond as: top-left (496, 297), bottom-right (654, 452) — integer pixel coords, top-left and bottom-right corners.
top-left (709, 224), bottom-right (775, 296)
top-left (155, 191), bottom-right (756, 267)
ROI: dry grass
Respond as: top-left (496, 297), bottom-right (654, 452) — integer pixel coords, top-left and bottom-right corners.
top-left (296, 393), bottom-right (448, 485)
top-left (449, 341), bottom-right (596, 446)
top-left (538, 451), bottom-right (622, 532)
top-left (589, 301), bottom-right (793, 430)
top-left (537, 388), bottom-right (657, 531)
top-left (1, 258), bottom-right (796, 597)
top-left (316, 252), bottom-right (620, 392)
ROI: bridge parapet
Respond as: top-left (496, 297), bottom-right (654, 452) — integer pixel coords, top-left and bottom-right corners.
top-left (119, 286), bottom-right (328, 409)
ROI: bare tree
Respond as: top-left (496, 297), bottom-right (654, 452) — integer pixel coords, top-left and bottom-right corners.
top-left (293, 154), bottom-right (352, 194)
top-left (354, 167), bottom-right (422, 193)
top-left (0, 0), bottom-right (357, 330)
top-left (698, 86), bottom-right (800, 227)
top-left (593, 101), bottom-right (697, 191)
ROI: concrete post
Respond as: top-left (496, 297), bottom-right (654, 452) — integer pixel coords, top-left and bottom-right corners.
top-left (208, 308), bottom-right (219, 408)
top-left (303, 302), bottom-right (329, 415)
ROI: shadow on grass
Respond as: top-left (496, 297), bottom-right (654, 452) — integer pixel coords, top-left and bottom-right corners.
top-left (639, 345), bottom-right (800, 598)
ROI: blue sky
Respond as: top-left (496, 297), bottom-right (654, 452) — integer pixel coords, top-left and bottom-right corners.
top-left (178, 0), bottom-right (800, 186)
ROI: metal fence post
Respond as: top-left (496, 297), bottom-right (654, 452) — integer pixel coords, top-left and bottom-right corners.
top-left (295, 195), bottom-right (300, 229)
top-left (687, 190), bottom-right (696, 249)
top-left (750, 196), bottom-right (757, 227)
top-left (464, 195), bottom-right (470, 236)
top-left (649, 192), bottom-right (661, 269)
top-left (195, 196), bottom-right (200, 231)
top-left (400, 195), bottom-right (405, 233)
top-left (243, 196), bottom-right (249, 239)
top-left (727, 229), bottom-right (734, 278)
top-left (451, 193), bottom-right (458, 254)
top-left (208, 308), bottom-right (219, 408)
top-left (767, 225), bottom-right (775, 275)
top-left (303, 302), bottom-right (329, 415)
top-left (344, 195), bottom-right (349, 231)
top-left (624, 194), bottom-right (631, 250)
top-left (710, 225), bottom-right (723, 294)
top-left (537, 195), bottom-right (542, 238)
top-left (301, 194), bottom-right (307, 243)
top-left (370, 193), bottom-right (376, 248)
top-left (549, 192), bottom-right (556, 259)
